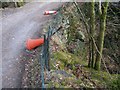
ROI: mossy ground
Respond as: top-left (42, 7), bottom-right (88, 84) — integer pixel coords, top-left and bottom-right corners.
top-left (46, 50), bottom-right (120, 89)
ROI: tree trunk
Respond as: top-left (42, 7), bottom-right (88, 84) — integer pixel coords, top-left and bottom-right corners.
top-left (94, 2), bottom-right (109, 70)
top-left (88, 1), bottom-right (95, 68)
top-left (14, 2), bottom-right (18, 8)
top-left (88, 39), bottom-right (92, 67)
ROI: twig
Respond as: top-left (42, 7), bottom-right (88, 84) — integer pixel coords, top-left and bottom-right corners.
top-left (79, 67), bottom-right (99, 88)
top-left (91, 36), bottom-right (112, 79)
top-left (73, 2), bottom-right (89, 34)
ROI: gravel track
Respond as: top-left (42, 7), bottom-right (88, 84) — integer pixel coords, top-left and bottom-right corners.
top-left (1, 2), bottom-right (64, 88)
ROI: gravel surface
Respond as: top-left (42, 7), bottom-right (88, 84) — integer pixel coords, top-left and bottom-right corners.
top-left (1, 2), bottom-right (64, 88)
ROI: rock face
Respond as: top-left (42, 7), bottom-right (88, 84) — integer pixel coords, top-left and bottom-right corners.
top-left (76, 31), bottom-right (85, 42)
top-left (1, 2), bottom-right (17, 8)
top-left (1, 2), bottom-right (26, 8)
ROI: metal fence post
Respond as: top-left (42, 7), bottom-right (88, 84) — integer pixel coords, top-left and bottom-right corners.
top-left (40, 45), bottom-right (45, 88)
top-left (39, 7), bottom-right (64, 88)
top-left (47, 28), bottom-right (50, 71)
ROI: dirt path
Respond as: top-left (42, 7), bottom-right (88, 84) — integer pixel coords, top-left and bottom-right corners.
top-left (1, 2), bottom-right (64, 88)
